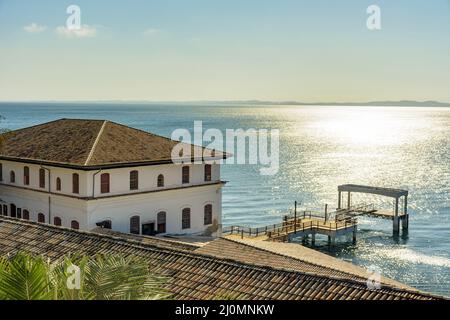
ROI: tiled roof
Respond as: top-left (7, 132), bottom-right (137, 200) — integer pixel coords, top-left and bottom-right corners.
top-left (0, 119), bottom-right (226, 169)
top-left (196, 237), bottom-right (413, 291)
top-left (0, 216), bottom-right (443, 300)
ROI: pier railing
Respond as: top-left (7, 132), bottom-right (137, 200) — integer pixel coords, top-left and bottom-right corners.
top-left (222, 213), bottom-right (357, 240)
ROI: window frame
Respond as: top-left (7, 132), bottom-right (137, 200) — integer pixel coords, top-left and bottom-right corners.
top-left (204, 204), bottom-right (213, 225)
top-left (129, 170), bottom-right (139, 190)
top-left (56, 177), bottom-right (62, 191)
top-left (204, 164), bottom-right (212, 182)
top-left (38, 213), bottom-right (45, 223)
top-left (100, 173), bottom-right (110, 194)
top-left (181, 208), bottom-right (191, 229)
top-left (182, 166), bottom-right (190, 184)
top-left (39, 168), bottom-right (45, 188)
top-left (157, 174), bottom-right (164, 187)
top-left (157, 211), bottom-right (166, 233)
top-left (54, 217), bottom-right (62, 226)
top-left (72, 173), bottom-right (79, 194)
top-left (129, 215), bottom-right (140, 234)
top-left (71, 220), bottom-right (80, 230)
top-left (23, 166), bottom-right (30, 185)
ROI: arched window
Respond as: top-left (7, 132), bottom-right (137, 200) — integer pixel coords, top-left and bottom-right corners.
top-left (0, 163), bottom-right (3, 181)
top-left (23, 166), bottom-right (30, 185)
top-left (54, 217), bottom-right (62, 226)
top-left (10, 204), bottom-right (16, 218)
top-left (10, 170), bottom-right (15, 183)
top-left (23, 209), bottom-right (29, 220)
top-left (56, 177), bottom-right (62, 191)
top-left (157, 174), bottom-right (164, 187)
top-left (182, 208), bottom-right (191, 229)
top-left (182, 166), bottom-right (190, 184)
top-left (39, 168), bottom-right (45, 188)
top-left (17, 208), bottom-right (22, 219)
top-left (157, 211), bottom-right (166, 233)
top-left (204, 204), bottom-right (213, 225)
top-left (71, 220), bottom-right (79, 230)
top-left (204, 164), bottom-right (212, 182)
top-left (130, 170), bottom-right (138, 190)
top-left (38, 213), bottom-right (45, 223)
top-left (130, 215), bottom-right (140, 234)
top-left (72, 173), bottom-right (79, 194)
top-left (2, 204), bottom-right (7, 216)
top-left (100, 173), bottom-right (110, 193)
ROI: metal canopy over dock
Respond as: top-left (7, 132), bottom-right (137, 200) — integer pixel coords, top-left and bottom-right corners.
top-left (337, 184), bottom-right (409, 233)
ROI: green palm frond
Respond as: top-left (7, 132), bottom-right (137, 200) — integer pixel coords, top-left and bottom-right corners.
top-left (0, 251), bottom-right (171, 300)
top-left (0, 252), bottom-right (53, 300)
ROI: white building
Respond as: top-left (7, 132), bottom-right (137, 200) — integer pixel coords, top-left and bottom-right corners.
top-left (0, 119), bottom-right (227, 237)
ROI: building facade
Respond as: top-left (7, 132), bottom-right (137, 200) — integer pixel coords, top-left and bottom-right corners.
top-left (0, 119), bottom-right (226, 236)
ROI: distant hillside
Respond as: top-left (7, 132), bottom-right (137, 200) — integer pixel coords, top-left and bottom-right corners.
top-left (206, 100), bottom-right (450, 107)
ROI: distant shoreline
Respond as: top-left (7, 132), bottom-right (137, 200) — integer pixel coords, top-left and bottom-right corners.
top-left (0, 100), bottom-right (450, 108)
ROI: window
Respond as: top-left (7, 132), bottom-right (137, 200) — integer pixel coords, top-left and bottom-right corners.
top-left (54, 217), bottom-right (62, 226)
top-left (71, 220), bottom-right (79, 230)
top-left (23, 210), bottom-right (29, 220)
top-left (72, 173), bottom-right (79, 194)
top-left (130, 215), bottom-right (140, 234)
top-left (17, 208), bottom-right (22, 219)
top-left (2, 204), bottom-right (7, 216)
top-left (10, 170), bottom-right (15, 183)
top-left (182, 166), bottom-right (190, 184)
top-left (157, 174), bottom-right (164, 187)
top-left (56, 177), bottom-right (61, 191)
top-left (204, 204), bottom-right (213, 225)
top-left (38, 213), bottom-right (45, 223)
top-left (157, 211), bottom-right (166, 233)
top-left (0, 163), bottom-right (2, 181)
top-left (39, 168), bottom-right (45, 188)
top-left (10, 204), bottom-right (16, 218)
top-left (130, 170), bottom-right (138, 190)
top-left (24, 166), bottom-right (30, 185)
top-left (204, 164), bottom-right (212, 182)
top-left (100, 173), bottom-right (110, 193)
top-left (182, 208), bottom-right (191, 229)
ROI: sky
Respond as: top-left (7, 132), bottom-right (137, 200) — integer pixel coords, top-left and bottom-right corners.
top-left (0, 0), bottom-right (449, 102)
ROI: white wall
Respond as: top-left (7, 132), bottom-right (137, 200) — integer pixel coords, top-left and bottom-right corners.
top-left (87, 183), bottom-right (223, 236)
top-left (0, 160), bottom-right (88, 196)
top-left (0, 185), bottom-right (88, 229)
top-left (88, 163), bottom-right (220, 198)
top-left (0, 160), bottom-right (223, 236)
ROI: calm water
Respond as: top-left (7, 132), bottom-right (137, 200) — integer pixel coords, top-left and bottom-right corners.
top-left (1, 102), bottom-right (449, 296)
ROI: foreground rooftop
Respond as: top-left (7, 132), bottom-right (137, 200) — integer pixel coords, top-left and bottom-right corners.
top-left (0, 216), bottom-right (443, 300)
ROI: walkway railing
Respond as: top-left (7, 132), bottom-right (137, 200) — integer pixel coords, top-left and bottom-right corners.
top-left (222, 211), bottom-right (357, 240)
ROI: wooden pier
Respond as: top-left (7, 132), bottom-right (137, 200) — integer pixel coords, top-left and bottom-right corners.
top-left (222, 185), bottom-right (410, 246)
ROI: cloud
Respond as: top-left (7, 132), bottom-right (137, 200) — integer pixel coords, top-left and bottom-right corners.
top-left (55, 24), bottom-right (97, 38)
top-left (143, 28), bottom-right (160, 36)
top-left (23, 23), bottom-right (47, 33)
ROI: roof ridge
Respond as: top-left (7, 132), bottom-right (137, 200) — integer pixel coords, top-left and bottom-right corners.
top-left (84, 120), bottom-right (107, 165)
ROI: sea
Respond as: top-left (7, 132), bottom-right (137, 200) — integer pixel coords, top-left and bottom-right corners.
top-left (0, 102), bottom-right (449, 296)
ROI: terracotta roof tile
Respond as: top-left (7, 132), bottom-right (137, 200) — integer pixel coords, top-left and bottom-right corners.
top-left (0, 217), bottom-right (444, 300)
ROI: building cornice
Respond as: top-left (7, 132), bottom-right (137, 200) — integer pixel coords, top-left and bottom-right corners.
top-left (0, 155), bottom-right (228, 171)
top-left (0, 181), bottom-right (226, 201)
